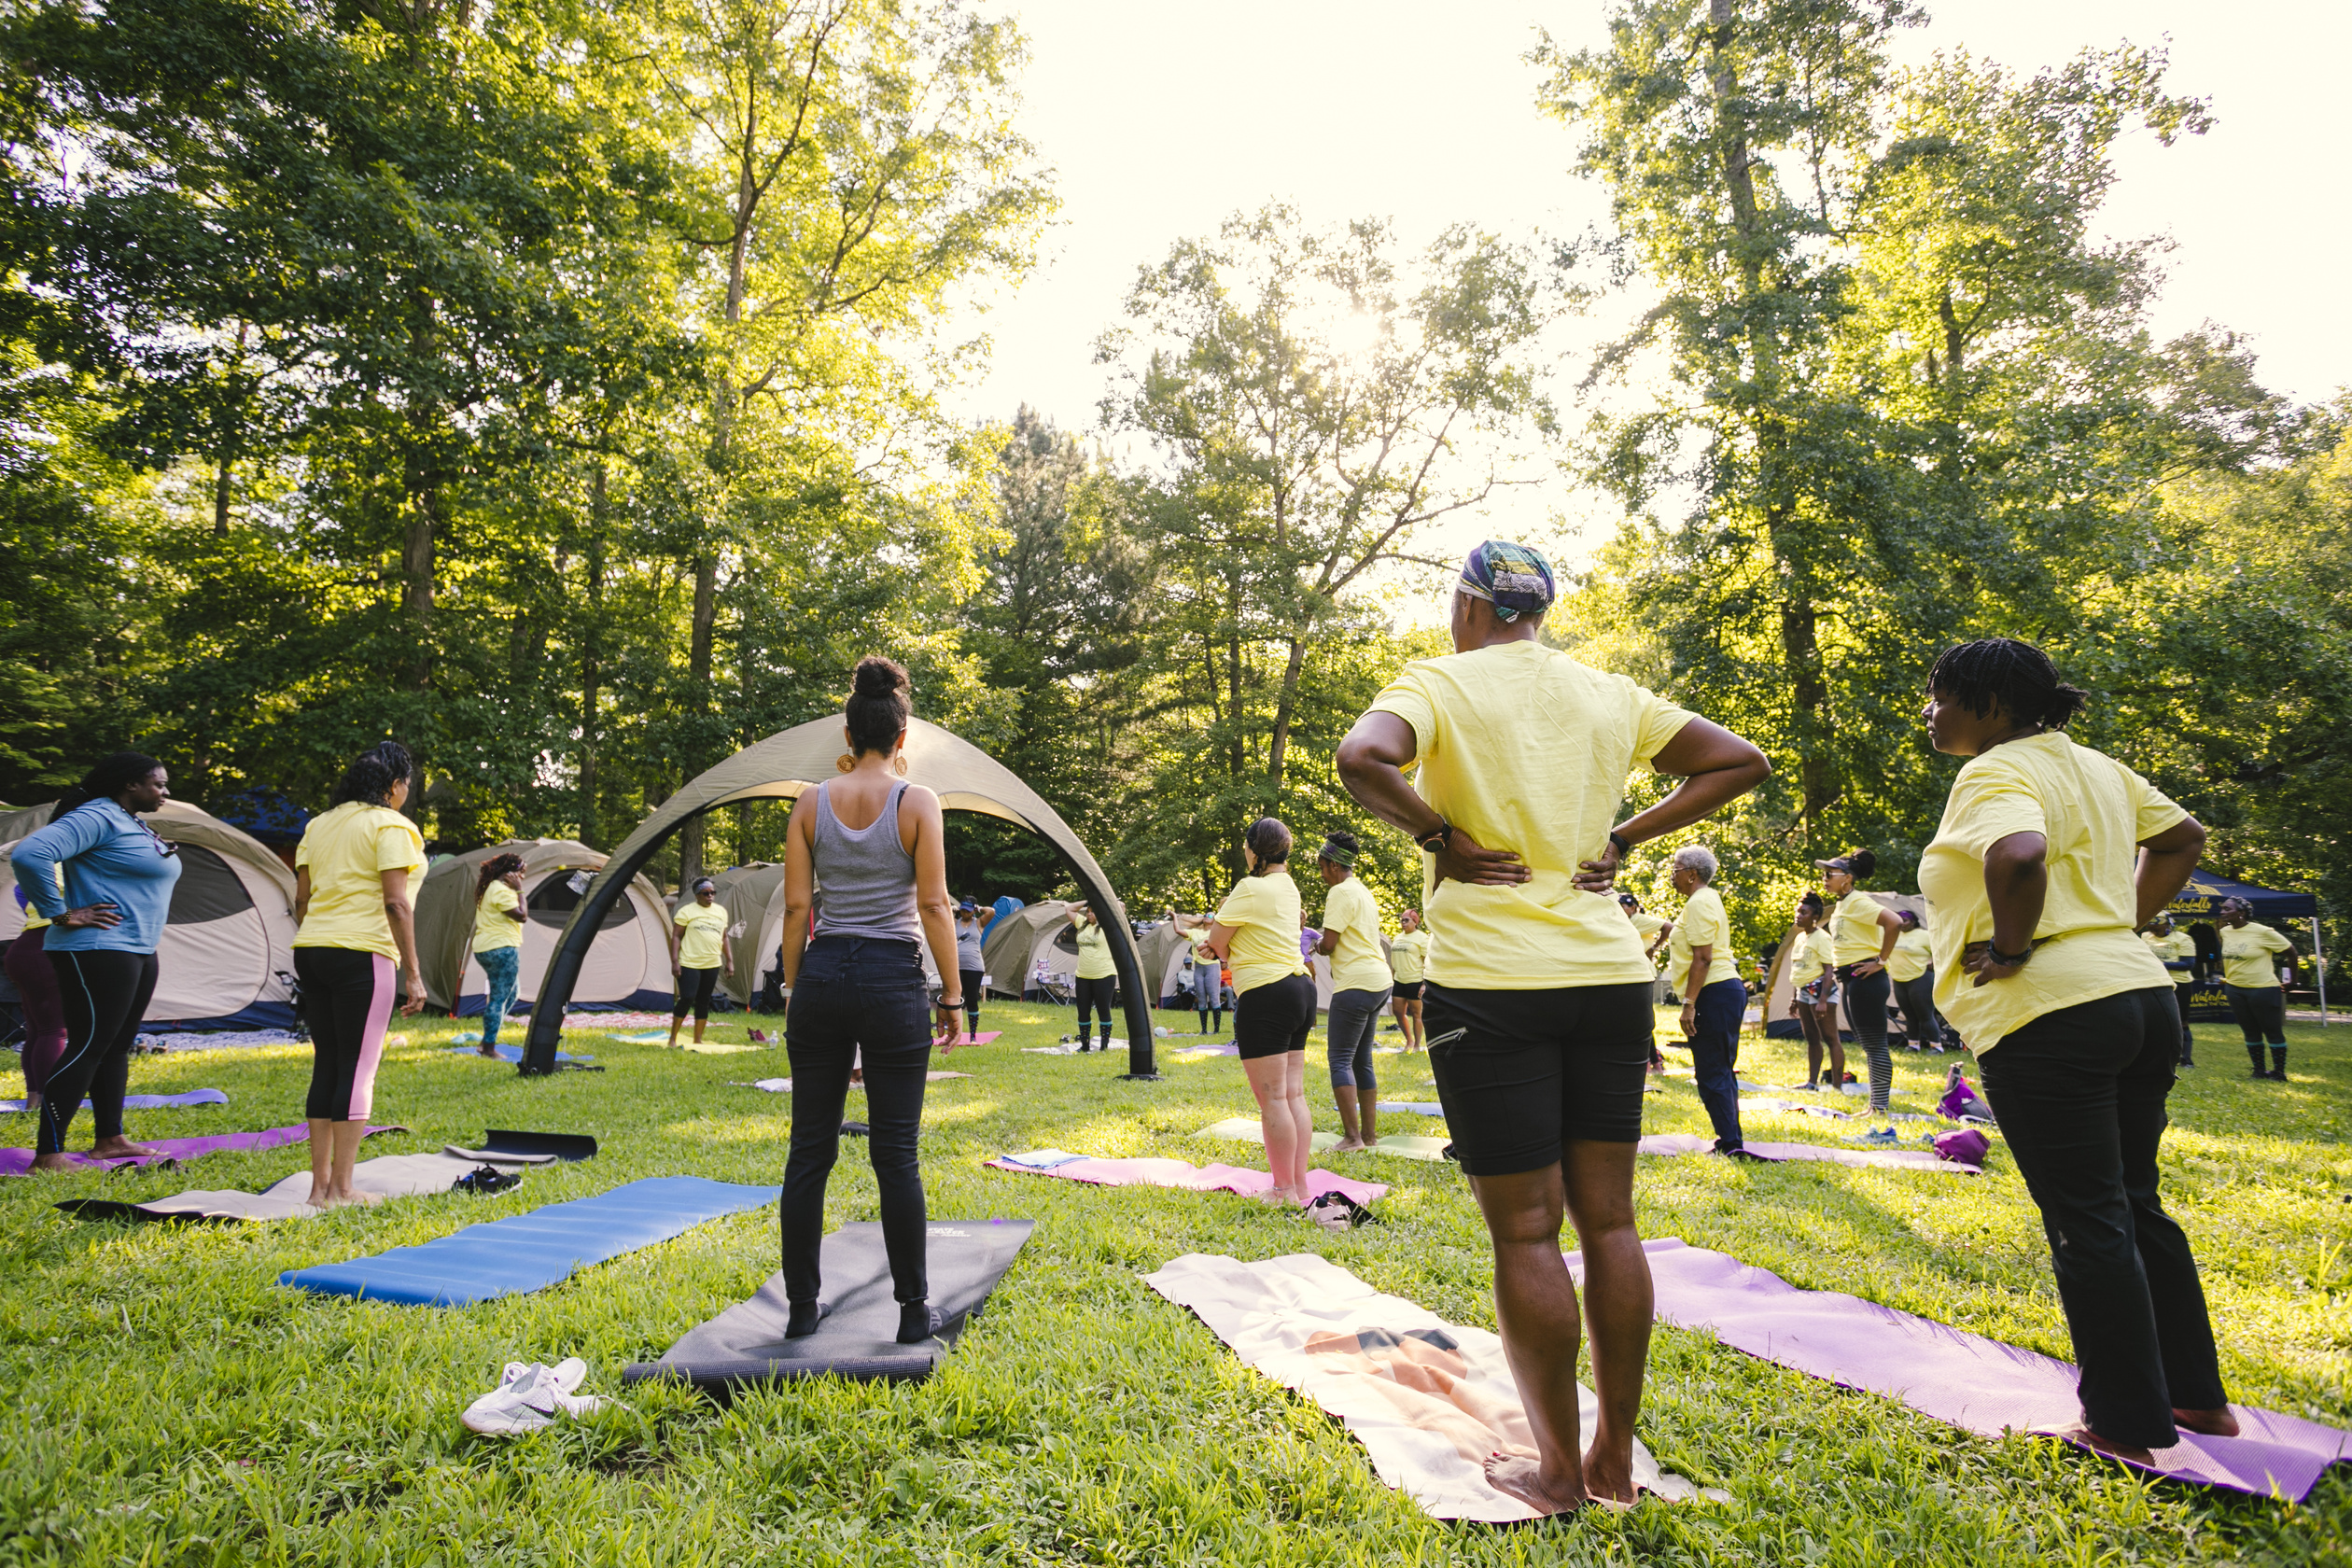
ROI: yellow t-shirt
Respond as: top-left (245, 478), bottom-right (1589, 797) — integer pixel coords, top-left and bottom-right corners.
top-left (1785, 929), bottom-right (1829, 987)
top-left (1887, 926), bottom-right (1933, 984)
top-left (675, 902), bottom-right (728, 968)
top-left (471, 879), bottom-right (523, 955)
top-left (1320, 875), bottom-right (1391, 994)
top-left (1920, 732), bottom-right (2184, 1053)
top-left (1388, 929), bottom-right (1431, 986)
top-left (294, 802), bottom-right (427, 960)
top-left (2143, 929), bottom-right (2196, 983)
top-left (2219, 922), bottom-right (2292, 989)
top-left (1214, 871), bottom-right (1309, 994)
top-left (1827, 890), bottom-right (1891, 966)
top-left (1073, 920), bottom-right (1117, 981)
top-left (1369, 641), bottom-right (1696, 989)
top-left (18, 866), bottom-right (62, 931)
top-left (1628, 909), bottom-right (1666, 943)
top-left (1666, 886), bottom-right (1737, 994)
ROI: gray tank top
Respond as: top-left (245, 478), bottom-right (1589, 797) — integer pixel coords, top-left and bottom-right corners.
top-left (810, 781), bottom-right (920, 943)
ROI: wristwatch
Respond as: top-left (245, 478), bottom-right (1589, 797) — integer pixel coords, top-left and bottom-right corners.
top-left (1985, 943), bottom-right (2032, 968)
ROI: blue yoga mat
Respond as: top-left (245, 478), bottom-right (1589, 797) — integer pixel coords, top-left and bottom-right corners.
top-left (280, 1176), bottom-right (779, 1307)
top-left (1, 1088), bottom-right (228, 1113)
top-left (445, 1043), bottom-right (586, 1064)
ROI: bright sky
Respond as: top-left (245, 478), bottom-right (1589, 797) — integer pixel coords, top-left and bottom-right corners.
top-left (945, 1), bottom-right (2349, 589)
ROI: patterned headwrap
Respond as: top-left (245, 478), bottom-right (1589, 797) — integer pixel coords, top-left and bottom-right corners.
top-left (1316, 836), bottom-right (1357, 867)
top-left (1457, 539), bottom-right (1556, 623)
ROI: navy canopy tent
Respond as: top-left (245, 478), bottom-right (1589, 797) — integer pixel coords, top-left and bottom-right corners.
top-left (2167, 870), bottom-right (2317, 922)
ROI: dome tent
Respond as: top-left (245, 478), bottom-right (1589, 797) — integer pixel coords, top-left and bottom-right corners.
top-left (415, 839), bottom-right (674, 1015)
top-left (981, 900), bottom-right (1079, 999)
top-left (523, 717), bottom-right (1155, 1076)
top-left (2, 800), bottom-right (300, 1029)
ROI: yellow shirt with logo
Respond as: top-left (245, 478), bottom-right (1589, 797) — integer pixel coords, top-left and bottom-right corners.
top-left (1920, 732), bottom-right (2184, 1053)
top-left (1320, 875), bottom-right (1392, 995)
top-left (471, 879), bottom-right (524, 955)
top-left (294, 802), bottom-right (427, 960)
top-left (1828, 890), bottom-right (1891, 966)
top-left (1887, 925), bottom-right (1933, 984)
top-left (674, 902), bottom-right (728, 969)
top-left (1388, 928), bottom-right (1431, 986)
top-left (1785, 929), bottom-right (1829, 988)
top-left (1369, 641), bottom-right (1696, 989)
top-left (2219, 922), bottom-right (2292, 989)
top-left (1073, 920), bottom-right (1117, 981)
top-left (1214, 871), bottom-right (1309, 995)
top-left (2142, 929), bottom-right (2196, 983)
top-left (1666, 886), bottom-right (1736, 994)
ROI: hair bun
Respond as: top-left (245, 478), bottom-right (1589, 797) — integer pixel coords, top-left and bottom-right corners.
top-left (1325, 829), bottom-right (1359, 852)
top-left (1847, 849), bottom-right (1877, 878)
top-left (852, 655), bottom-right (908, 700)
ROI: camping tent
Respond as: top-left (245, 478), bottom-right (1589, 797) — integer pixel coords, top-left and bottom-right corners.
top-left (415, 840), bottom-right (673, 1015)
top-left (523, 717), bottom-right (1154, 1075)
top-left (710, 861), bottom-right (944, 1011)
top-left (2, 800), bottom-right (300, 1029)
top-left (1137, 918), bottom-right (1206, 1007)
top-left (1759, 890), bottom-right (1927, 1040)
top-left (983, 901), bottom-right (1079, 1000)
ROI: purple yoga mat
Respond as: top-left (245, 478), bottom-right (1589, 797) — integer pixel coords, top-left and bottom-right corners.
top-left (0, 1123), bottom-right (400, 1177)
top-left (985, 1154), bottom-right (1388, 1205)
top-left (1569, 1238), bottom-right (2352, 1500)
top-left (1638, 1132), bottom-right (1979, 1174)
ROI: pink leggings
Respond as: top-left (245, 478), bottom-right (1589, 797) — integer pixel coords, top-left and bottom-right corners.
top-left (295, 947), bottom-right (395, 1120)
top-left (6, 929), bottom-right (65, 1097)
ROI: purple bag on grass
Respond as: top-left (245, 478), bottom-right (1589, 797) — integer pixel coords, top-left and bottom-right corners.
top-left (1933, 1127), bottom-right (1990, 1166)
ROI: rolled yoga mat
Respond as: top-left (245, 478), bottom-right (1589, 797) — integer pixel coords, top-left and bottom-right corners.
top-left (1144, 1251), bottom-right (1721, 1521)
top-left (1570, 1238), bottom-right (2352, 1500)
top-left (1, 1089), bottom-right (227, 1113)
top-left (1, 1121), bottom-right (400, 1178)
top-left (282, 1176), bottom-right (779, 1305)
top-left (985, 1149), bottom-right (1388, 1205)
top-left (624, 1219), bottom-right (1034, 1394)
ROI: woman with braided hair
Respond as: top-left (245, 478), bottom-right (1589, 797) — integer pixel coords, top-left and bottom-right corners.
top-left (469, 852), bottom-right (526, 1057)
top-left (1919, 637), bottom-right (2231, 1461)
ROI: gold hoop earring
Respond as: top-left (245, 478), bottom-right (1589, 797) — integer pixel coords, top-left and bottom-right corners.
top-left (890, 753), bottom-right (909, 777)
top-left (835, 753), bottom-right (855, 774)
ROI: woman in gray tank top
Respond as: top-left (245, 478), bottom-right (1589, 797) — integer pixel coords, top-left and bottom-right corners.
top-left (777, 656), bottom-right (966, 1346)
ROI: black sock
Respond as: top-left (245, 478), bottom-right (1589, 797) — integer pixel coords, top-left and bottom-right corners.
top-left (786, 1300), bottom-right (826, 1338)
top-left (2271, 1046), bottom-right (2288, 1076)
top-left (2248, 1042), bottom-right (2267, 1073)
top-left (897, 1302), bottom-right (942, 1344)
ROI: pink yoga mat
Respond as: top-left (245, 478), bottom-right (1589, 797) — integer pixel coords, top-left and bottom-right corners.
top-left (1638, 1132), bottom-right (1979, 1174)
top-left (985, 1155), bottom-right (1387, 1205)
top-left (1570, 1238), bottom-right (2352, 1500)
top-left (0, 1123), bottom-right (400, 1177)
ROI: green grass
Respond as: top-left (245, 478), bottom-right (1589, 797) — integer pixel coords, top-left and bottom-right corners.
top-left (3, 1005), bottom-right (2347, 1566)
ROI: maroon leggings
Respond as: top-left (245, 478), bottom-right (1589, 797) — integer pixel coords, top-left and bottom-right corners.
top-left (7, 928), bottom-right (65, 1097)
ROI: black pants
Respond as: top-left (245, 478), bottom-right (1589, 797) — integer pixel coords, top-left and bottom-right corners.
top-left (674, 964), bottom-right (721, 1021)
top-left (295, 946), bottom-right (394, 1121)
top-left (1892, 971), bottom-right (1945, 1048)
top-left (782, 936), bottom-right (932, 1306)
top-left (1839, 963), bottom-right (1894, 1111)
top-left (39, 949), bottom-right (159, 1156)
top-left (1688, 977), bottom-right (1747, 1153)
top-left (958, 968), bottom-right (984, 1032)
top-left (2224, 984), bottom-right (2285, 1046)
top-left (1074, 974), bottom-right (1115, 1042)
top-left (2172, 985), bottom-right (2195, 1063)
top-left (1977, 986), bottom-right (2226, 1448)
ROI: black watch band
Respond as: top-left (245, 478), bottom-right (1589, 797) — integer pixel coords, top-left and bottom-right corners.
top-left (1608, 830), bottom-right (1632, 858)
top-left (1986, 944), bottom-right (2032, 967)
top-left (1416, 819), bottom-right (1451, 854)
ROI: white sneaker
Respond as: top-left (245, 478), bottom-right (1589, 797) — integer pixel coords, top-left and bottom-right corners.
top-left (461, 1358), bottom-right (605, 1435)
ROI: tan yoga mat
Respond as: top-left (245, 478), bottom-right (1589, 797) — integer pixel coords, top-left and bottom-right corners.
top-left (1144, 1252), bottom-right (1723, 1520)
top-left (1195, 1117), bottom-right (1452, 1163)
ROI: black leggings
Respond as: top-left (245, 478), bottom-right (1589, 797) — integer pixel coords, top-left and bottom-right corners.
top-left (39, 949), bottom-right (158, 1156)
top-left (675, 964), bottom-right (721, 1021)
top-left (296, 946), bottom-right (394, 1121)
top-left (959, 968), bottom-right (984, 1032)
top-left (1075, 974), bottom-right (1115, 1042)
top-left (2224, 984), bottom-right (2285, 1046)
top-left (1840, 964), bottom-right (1895, 1112)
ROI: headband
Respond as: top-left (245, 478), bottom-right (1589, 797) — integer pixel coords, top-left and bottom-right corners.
top-left (1458, 539), bottom-right (1556, 623)
top-left (1317, 837), bottom-right (1357, 867)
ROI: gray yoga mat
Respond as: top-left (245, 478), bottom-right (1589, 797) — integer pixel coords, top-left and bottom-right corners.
top-left (623, 1219), bottom-right (1033, 1394)
top-left (57, 1151), bottom-right (530, 1224)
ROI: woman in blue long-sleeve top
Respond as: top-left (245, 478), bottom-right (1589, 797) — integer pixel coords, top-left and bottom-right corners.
top-left (10, 752), bottom-right (183, 1169)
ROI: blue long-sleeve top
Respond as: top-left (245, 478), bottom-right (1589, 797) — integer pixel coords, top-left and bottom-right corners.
top-left (10, 800), bottom-right (182, 954)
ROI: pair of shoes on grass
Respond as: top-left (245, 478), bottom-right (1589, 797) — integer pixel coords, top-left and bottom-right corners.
top-left (461, 1359), bottom-right (609, 1435)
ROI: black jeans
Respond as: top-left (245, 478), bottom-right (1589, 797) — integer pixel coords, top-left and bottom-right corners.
top-left (1978, 986), bottom-right (2227, 1448)
top-left (1687, 977), bottom-right (1747, 1152)
top-left (2172, 985), bottom-right (2195, 1062)
top-left (782, 936), bottom-right (932, 1306)
top-left (39, 949), bottom-right (158, 1156)
top-left (2223, 984), bottom-right (2285, 1046)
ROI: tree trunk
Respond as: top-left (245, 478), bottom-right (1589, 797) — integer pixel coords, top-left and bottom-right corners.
top-left (401, 289), bottom-right (439, 693)
top-left (579, 468), bottom-right (606, 847)
top-left (677, 553), bottom-right (719, 889)
top-left (1265, 633), bottom-right (1309, 797)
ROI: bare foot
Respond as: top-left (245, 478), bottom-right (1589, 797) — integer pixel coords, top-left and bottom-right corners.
top-left (1581, 1442), bottom-right (1638, 1505)
top-left (1482, 1453), bottom-right (1585, 1518)
top-left (1254, 1187), bottom-right (1305, 1208)
top-left (1329, 1138), bottom-right (1367, 1155)
top-left (89, 1137), bottom-right (162, 1158)
top-left (477, 1044), bottom-right (499, 1057)
top-left (29, 1152), bottom-right (73, 1173)
top-left (2173, 1406), bottom-right (2241, 1437)
top-left (2056, 1424), bottom-right (2154, 1465)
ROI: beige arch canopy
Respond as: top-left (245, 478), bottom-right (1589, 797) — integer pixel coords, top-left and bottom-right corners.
top-left (522, 717), bottom-right (1157, 1076)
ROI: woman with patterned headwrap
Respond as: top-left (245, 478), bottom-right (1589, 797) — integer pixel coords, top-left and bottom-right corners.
top-left (1337, 539), bottom-right (1770, 1515)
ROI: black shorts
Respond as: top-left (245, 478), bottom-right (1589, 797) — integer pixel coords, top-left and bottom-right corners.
top-left (1393, 980), bottom-right (1424, 1002)
top-left (1234, 972), bottom-right (1315, 1060)
top-left (1423, 981), bottom-right (1655, 1174)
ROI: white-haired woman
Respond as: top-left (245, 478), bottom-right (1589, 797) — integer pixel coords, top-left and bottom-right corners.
top-left (1666, 846), bottom-right (1753, 1157)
